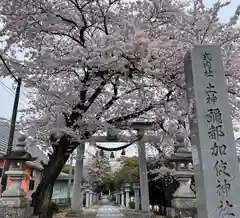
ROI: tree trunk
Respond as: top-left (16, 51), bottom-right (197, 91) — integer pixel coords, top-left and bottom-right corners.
top-left (38, 184), bottom-right (54, 218)
top-left (32, 144), bottom-right (70, 218)
top-left (71, 143), bottom-right (85, 211)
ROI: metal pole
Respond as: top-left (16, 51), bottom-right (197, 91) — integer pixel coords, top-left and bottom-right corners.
top-left (1, 78), bottom-right (22, 192)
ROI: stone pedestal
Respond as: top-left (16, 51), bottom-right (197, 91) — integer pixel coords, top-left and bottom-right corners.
top-left (115, 193), bottom-right (118, 204)
top-left (0, 169), bottom-right (31, 217)
top-left (118, 193), bottom-right (121, 205)
top-left (85, 189), bottom-right (90, 208)
top-left (93, 193), bottom-right (95, 204)
top-left (120, 188), bottom-right (125, 207)
top-left (134, 184), bottom-right (140, 211)
top-left (80, 187), bottom-right (85, 209)
top-left (171, 176), bottom-right (196, 217)
top-left (89, 190), bottom-right (93, 206)
top-left (124, 183), bottom-right (130, 208)
top-left (94, 193), bottom-right (97, 203)
top-left (0, 197), bottom-right (30, 218)
top-left (115, 192), bottom-right (119, 205)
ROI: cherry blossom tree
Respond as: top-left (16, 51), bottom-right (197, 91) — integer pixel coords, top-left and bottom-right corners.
top-left (230, 4), bottom-right (240, 25)
top-left (85, 151), bottom-right (112, 185)
top-left (1, 0), bottom-right (240, 217)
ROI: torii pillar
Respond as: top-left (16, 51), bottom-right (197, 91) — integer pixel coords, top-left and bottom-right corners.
top-left (137, 129), bottom-right (150, 212)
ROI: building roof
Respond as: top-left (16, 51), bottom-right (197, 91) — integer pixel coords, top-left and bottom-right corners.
top-left (0, 119), bottom-right (20, 154)
top-left (0, 119), bottom-right (70, 180)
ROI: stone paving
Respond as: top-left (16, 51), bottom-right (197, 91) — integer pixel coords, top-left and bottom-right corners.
top-left (54, 197), bottom-right (156, 218)
top-left (96, 205), bottom-right (124, 218)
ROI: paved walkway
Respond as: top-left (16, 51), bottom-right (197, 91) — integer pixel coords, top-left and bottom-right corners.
top-left (61, 196), bottom-right (127, 218)
top-left (96, 205), bottom-right (124, 218)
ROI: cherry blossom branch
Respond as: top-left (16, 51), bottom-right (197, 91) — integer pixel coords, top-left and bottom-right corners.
top-left (96, 0), bottom-right (109, 35)
top-left (65, 72), bottom-right (113, 128)
top-left (67, 0), bottom-right (94, 46)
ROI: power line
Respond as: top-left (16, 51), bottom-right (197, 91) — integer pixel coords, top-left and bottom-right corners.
top-left (0, 80), bottom-right (28, 108)
top-left (0, 55), bottom-right (18, 81)
top-left (0, 80), bottom-right (15, 98)
top-left (0, 80), bottom-right (28, 106)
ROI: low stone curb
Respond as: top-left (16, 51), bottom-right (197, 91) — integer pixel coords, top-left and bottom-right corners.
top-left (120, 209), bottom-right (157, 218)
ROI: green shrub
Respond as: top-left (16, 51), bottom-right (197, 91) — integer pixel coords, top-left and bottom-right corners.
top-left (47, 201), bottom-right (59, 215)
top-left (129, 201), bottom-right (135, 209)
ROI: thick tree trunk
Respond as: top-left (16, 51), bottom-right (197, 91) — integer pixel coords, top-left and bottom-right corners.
top-left (32, 143), bottom-right (70, 218)
top-left (71, 143), bottom-right (85, 211)
top-left (38, 184), bottom-right (54, 218)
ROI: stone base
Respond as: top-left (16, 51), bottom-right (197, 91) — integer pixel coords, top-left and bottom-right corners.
top-left (0, 196), bottom-right (28, 207)
top-left (173, 208), bottom-right (197, 218)
top-left (0, 207), bottom-right (26, 218)
top-left (122, 210), bottom-right (154, 218)
top-left (166, 207), bottom-right (175, 217)
top-left (171, 197), bottom-right (196, 209)
top-left (66, 210), bottom-right (84, 217)
top-left (0, 197), bottom-right (31, 218)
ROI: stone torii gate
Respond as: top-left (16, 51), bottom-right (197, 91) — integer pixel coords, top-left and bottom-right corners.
top-left (70, 121), bottom-right (163, 213)
top-left (91, 121), bottom-right (164, 212)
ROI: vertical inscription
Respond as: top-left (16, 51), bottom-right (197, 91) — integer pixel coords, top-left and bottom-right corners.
top-left (202, 52), bottom-right (235, 217)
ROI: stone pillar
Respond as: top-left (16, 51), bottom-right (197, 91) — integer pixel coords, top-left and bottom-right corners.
top-left (115, 193), bottom-right (118, 204)
top-left (117, 193), bottom-right (120, 205)
top-left (71, 144), bottom-right (85, 211)
top-left (184, 45), bottom-right (240, 218)
top-left (134, 184), bottom-right (140, 211)
top-left (117, 192), bottom-right (120, 205)
top-left (115, 192), bottom-right (119, 205)
top-left (80, 187), bottom-right (85, 208)
top-left (85, 189), bottom-right (90, 208)
top-left (92, 193), bottom-right (95, 204)
top-left (89, 190), bottom-right (93, 206)
top-left (94, 193), bottom-right (97, 203)
top-left (120, 188), bottom-right (125, 207)
top-left (124, 183), bottom-right (131, 208)
top-left (137, 129), bottom-right (150, 212)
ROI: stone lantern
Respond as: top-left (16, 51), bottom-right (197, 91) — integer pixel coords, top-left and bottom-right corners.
top-left (0, 135), bottom-right (37, 218)
top-left (167, 135), bottom-right (196, 218)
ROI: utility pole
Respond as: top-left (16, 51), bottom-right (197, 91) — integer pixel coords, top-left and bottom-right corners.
top-left (1, 78), bottom-right (22, 192)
